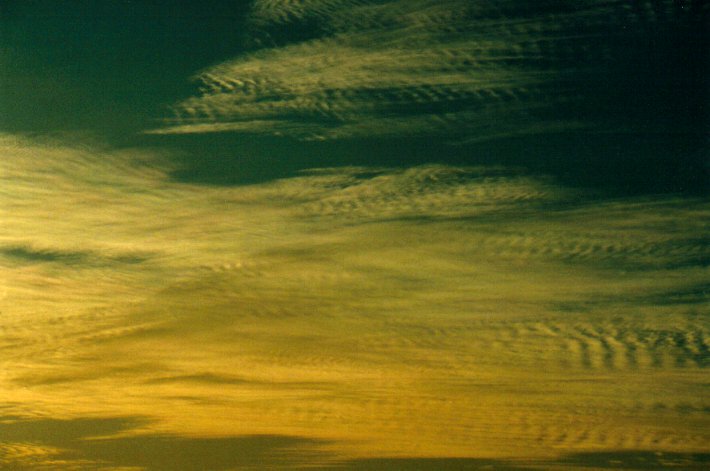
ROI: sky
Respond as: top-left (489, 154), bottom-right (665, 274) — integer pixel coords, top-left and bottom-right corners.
top-left (0, 1), bottom-right (709, 470)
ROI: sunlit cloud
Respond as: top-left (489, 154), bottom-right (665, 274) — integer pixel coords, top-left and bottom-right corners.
top-left (2, 134), bottom-right (708, 464)
top-left (149, 0), bottom-right (704, 142)
top-left (147, 0), bottom-right (635, 139)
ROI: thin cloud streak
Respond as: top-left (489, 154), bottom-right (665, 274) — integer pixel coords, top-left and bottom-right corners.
top-left (146, 0), bottom-right (605, 139)
top-left (148, 0), bottom-right (706, 141)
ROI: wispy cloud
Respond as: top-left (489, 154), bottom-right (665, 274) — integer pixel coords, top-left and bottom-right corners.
top-left (149, 0), bottom-right (705, 141)
top-left (1, 135), bottom-right (709, 462)
top-left (146, 0), bottom-right (636, 139)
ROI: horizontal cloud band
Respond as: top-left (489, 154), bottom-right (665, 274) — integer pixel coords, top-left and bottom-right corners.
top-left (149, 0), bottom-right (707, 140)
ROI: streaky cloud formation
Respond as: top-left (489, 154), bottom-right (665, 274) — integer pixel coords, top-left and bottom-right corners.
top-left (148, 0), bottom-right (707, 141)
top-left (1, 0), bottom-right (707, 468)
top-left (1, 134), bottom-right (709, 468)
top-left (4, 414), bottom-right (706, 470)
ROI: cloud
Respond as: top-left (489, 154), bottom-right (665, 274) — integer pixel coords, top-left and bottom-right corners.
top-left (144, 0), bottom-right (587, 139)
top-left (0, 415), bottom-right (329, 470)
top-left (148, 0), bottom-right (705, 141)
top-left (1, 135), bottom-right (709, 463)
top-left (1, 415), bottom-right (708, 470)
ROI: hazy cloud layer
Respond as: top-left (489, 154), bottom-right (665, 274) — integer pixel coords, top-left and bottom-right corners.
top-left (149, 0), bottom-right (706, 140)
top-left (5, 415), bottom-right (707, 470)
top-left (1, 135), bottom-right (709, 466)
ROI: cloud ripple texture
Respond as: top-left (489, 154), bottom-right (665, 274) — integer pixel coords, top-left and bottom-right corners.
top-left (149, 0), bottom-right (708, 140)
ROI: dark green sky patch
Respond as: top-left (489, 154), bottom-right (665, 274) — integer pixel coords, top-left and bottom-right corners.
top-left (152, 133), bottom-right (483, 186)
top-left (152, 129), bottom-right (709, 195)
top-left (455, 132), bottom-right (709, 196)
top-left (0, 0), bottom-right (251, 137)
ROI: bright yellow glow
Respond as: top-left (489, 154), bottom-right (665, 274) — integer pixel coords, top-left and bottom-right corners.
top-left (1, 135), bottom-right (708, 468)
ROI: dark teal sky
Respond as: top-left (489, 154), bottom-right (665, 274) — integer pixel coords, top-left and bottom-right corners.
top-left (1, 0), bottom-right (708, 190)
top-left (1, 1), bottom-right (251, 135)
